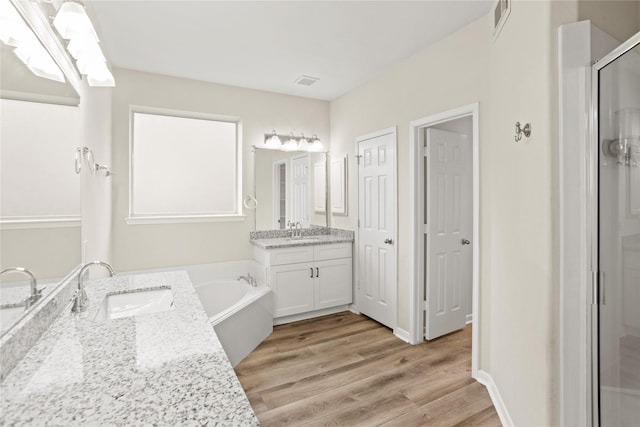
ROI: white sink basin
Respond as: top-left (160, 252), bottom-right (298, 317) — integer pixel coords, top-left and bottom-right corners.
top-left (95, 288), bottom-right (174, 321)
top-left (284, 237), bottom-right (320, 243)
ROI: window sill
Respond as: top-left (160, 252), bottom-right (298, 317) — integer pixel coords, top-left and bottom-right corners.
top-left (125, 214), bottom-right (246, 225)
top-left (0, 217), bottom-right (81, 230)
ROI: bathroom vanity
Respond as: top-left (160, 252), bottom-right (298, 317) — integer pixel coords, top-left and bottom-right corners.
top-left (0, 271), bottom-right (258, 426)
top-left (252, 232), bottom-right (353, 324)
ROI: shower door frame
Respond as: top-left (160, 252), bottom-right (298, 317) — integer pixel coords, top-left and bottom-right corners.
top-left (589, 31), bottom-right (640, 427)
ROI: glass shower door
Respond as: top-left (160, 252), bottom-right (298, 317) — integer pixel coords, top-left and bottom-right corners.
top-left (596, 35), bottom-right (640, 427)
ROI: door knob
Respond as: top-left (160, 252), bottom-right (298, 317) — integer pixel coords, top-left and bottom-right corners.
top-left (461, 239), bottom-right (471, 245)
top-left (384, 238), bottom-right (393, 245)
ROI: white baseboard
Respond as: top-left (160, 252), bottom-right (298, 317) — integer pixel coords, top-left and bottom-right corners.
top-left (476, 370), bottom-right (514, 427)
top-left (466, 313), bottom-right (473, 324)
top-left (393, 327), bottom-right (413, 343)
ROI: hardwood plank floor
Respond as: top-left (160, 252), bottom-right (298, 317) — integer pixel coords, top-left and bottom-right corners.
top-left (235, 312), bottom-right (500, 427)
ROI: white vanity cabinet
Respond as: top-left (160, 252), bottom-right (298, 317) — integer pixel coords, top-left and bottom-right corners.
top-left (254, 242), bottom-right (352, 322)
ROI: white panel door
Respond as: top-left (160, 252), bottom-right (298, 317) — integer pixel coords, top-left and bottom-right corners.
top-left (357, 130), bottom-right (396, 329)
top-left (425, 128), bottom-right (472, 340)
top-left (291, 155), bottom-right (310, 227)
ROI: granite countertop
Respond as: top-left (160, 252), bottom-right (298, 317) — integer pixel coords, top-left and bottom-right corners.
top-left (0, 271), bottom-right (259, 426)
top-left (251, 233), bottom-right (353, 249)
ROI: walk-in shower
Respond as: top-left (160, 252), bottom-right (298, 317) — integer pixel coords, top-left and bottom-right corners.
top-left (592, 31), bottom-right (640, 426)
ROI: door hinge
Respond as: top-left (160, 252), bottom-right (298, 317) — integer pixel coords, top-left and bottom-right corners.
top-left (356, 154), bottom-right (362, 165)
top-left (423, 300), bottom-right (428, 310)
top-left (592, 271), bottom-right (605, 305)
top-left (423, 146), bottom-right (429, 157)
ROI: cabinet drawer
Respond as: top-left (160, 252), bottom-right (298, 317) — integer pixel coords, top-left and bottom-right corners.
top-left (314, 243), bottom-right (352, 261)
top-left (261, 246), bottom-right (314, 266)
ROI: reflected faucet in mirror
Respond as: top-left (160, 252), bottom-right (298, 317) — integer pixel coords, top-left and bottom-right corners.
top-left (0, 267), bottom-right (44, 310)
top-left (71, 261), bottom-right (116, 313)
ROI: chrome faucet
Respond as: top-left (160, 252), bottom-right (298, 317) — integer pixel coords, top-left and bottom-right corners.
top-left (295, 221), bottom-right (302, 237)
top-left (287, 221), bottom-right (295, 238)
top-left (72, 261), bottom-right (116, 313)
top-left (0, 267), bottom-right (43, 309)
top-left (237, 273), bottom-right (257, 287)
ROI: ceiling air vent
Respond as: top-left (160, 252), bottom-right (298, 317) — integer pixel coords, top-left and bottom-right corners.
top-left (295, 75), bottom-right (319, 86)
top-left (493, 0), bottom-right (510, 39)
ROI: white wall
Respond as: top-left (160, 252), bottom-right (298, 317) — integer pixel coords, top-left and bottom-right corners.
top-left (80, 81), bottom-right (113, 268)
top-left (330, 15), bottom-right (492, 343)
top-left (578, 0), bottom-right (640, 43)
top-left (110, 68), bottom-right (329, 271)
top-left (329, 2), bottom-right (564, 424)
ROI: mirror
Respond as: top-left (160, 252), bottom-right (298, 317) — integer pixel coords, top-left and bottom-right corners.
top-left (254, 147), bottom-right (328, 230)
top-left (0, 23), bottom-right (81, 335)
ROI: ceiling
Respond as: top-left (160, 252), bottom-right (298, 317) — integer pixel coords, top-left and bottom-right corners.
top-left (88, 1), bottom-right (493, 101)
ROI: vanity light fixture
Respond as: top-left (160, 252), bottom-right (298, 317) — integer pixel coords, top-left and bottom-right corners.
top-left (265, 130), bottom-right (282, 149)
top-left (53, 1), bottom-right (115, 87)
top-left (310, 135), bottom-right (323, 152)
top-left (283, 132), bottom-right (299, 151)
top-left (0, 0), bottom-right (65, 82)
top-left (263, 130), bottom-right (325, 152)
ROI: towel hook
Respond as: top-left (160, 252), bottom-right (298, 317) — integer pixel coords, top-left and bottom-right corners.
top-left (515, 122), bottom-right (531, 142)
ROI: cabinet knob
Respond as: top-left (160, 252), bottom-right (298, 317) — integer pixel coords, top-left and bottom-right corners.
top-left (461, 239), bottom-right (471, 245)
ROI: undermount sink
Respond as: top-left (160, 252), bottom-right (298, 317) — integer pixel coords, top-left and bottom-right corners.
top-left (284, 237), bottom-right (320, 243)
top-left (95, 288), bottom-right (174, 322)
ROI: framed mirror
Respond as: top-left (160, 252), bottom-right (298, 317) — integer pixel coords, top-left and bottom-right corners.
top-left (0, 9), bottom-right (81, 336)
top-left (254, 147), bottom-right (328, 230)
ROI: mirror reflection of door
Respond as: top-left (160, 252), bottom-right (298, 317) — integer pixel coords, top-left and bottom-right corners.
top-left (273, 161), bottom-right (287, 229)
top-left (291, 154), bottom-right (310, 228)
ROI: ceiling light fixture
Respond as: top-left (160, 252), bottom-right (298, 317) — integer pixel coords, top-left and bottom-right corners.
top-left (53, 1), bottom-right (115, 87)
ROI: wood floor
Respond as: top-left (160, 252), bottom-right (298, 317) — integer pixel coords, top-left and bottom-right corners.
top-left (235, 312), bottom-right (500, 427)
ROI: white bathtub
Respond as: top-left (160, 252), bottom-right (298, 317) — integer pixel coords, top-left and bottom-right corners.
top-left (124, 261), bottom-right (273, 367)
top-left (193, 278), bottom-right (273, 367)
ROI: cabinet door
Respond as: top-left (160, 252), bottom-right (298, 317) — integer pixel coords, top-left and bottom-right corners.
top-left (315, 258), bottom-right (353, 309)
top-left (270, 263), bottom-right (315, 317)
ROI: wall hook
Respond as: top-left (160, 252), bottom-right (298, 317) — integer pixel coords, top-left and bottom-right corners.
top-left (515, 122), bottom-right (531, 142)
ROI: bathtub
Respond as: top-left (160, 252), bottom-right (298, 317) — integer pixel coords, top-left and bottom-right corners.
top-left (124, 261), bottom-right (273, 367)
top-left (193, 279), bottom-right (273, 367)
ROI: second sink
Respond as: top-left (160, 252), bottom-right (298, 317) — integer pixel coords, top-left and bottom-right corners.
top-left (284, 237), bottom-right (320, 243)
top-left (95, 287), bottom-right (174, 322)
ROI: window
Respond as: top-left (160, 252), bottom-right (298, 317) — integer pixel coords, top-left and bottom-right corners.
top-left (129, 108), bottom-right (242, 223)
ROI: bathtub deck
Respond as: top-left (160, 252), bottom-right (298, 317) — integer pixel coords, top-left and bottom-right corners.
top-left (234, 311), bottom-right (500, 426)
